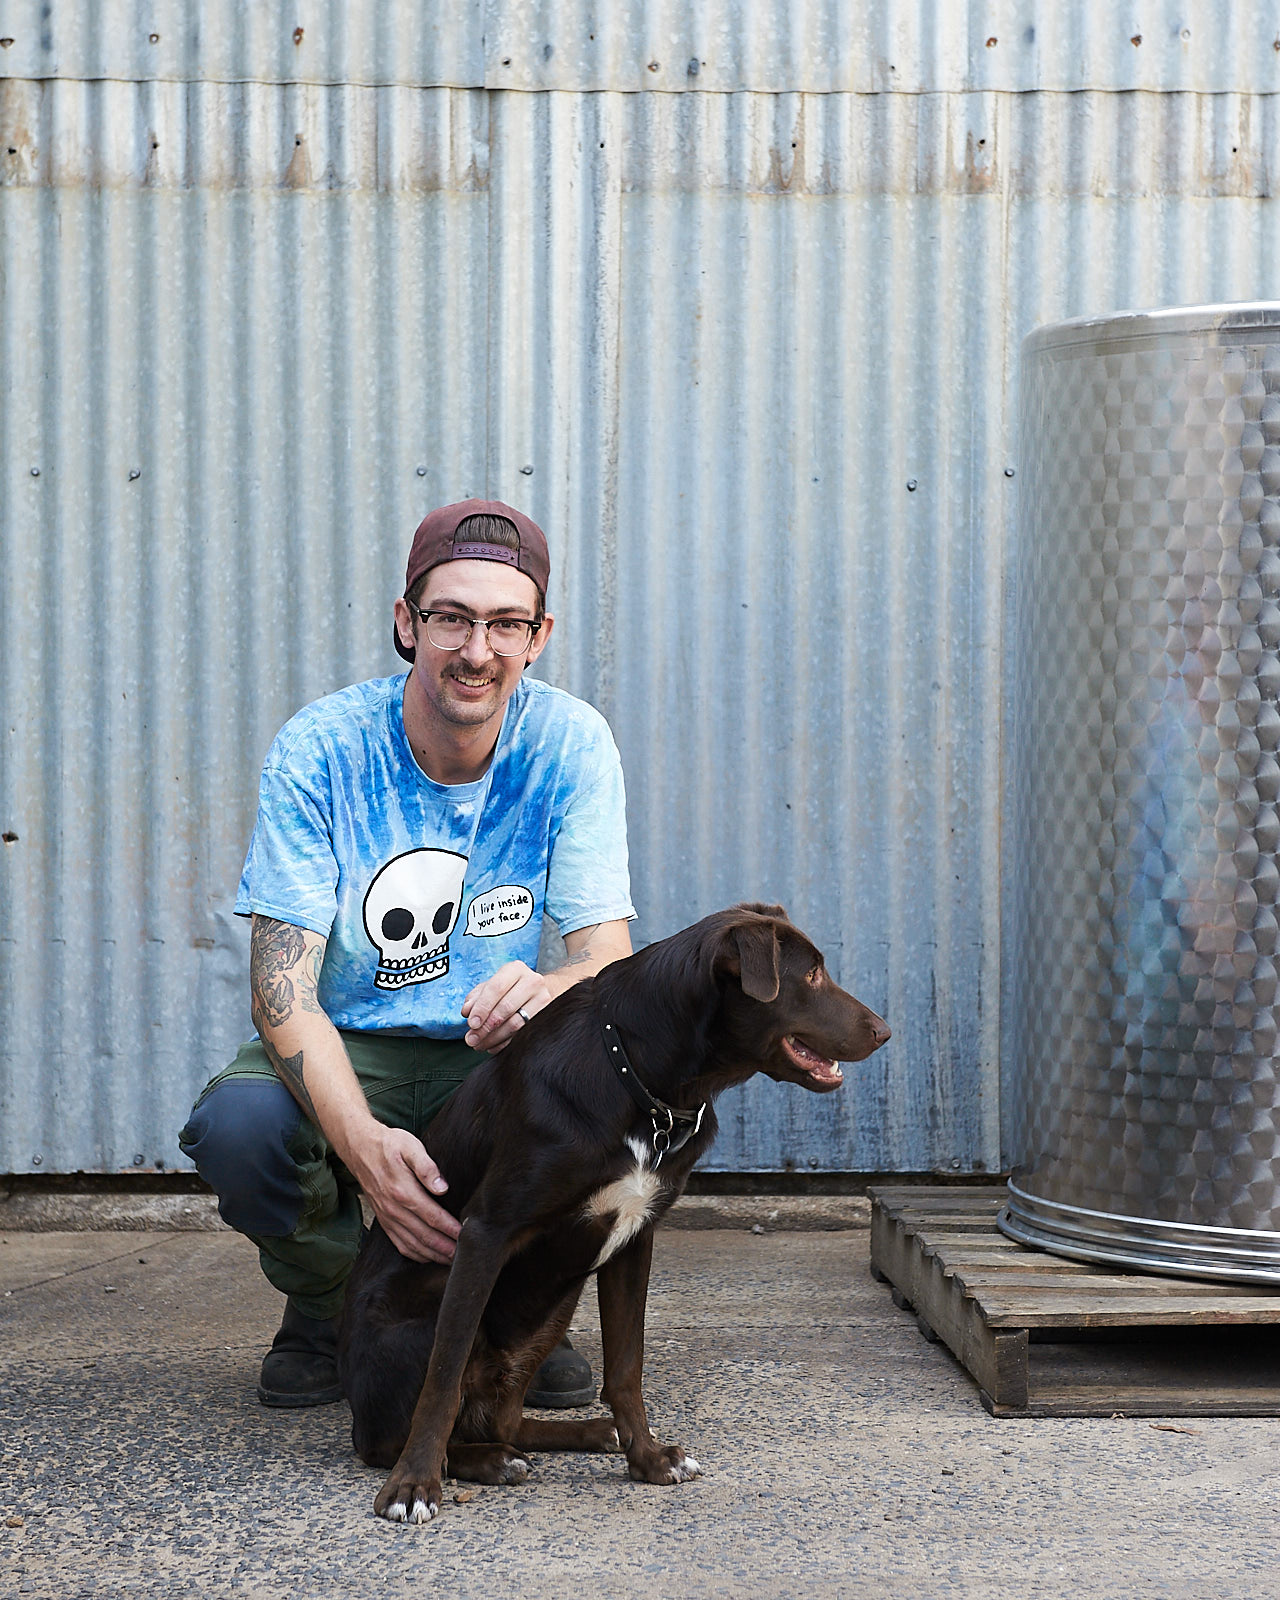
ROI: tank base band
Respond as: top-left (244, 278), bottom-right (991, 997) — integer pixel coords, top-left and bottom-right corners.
top-left (999, 1180), bottom-right (1280, 1286)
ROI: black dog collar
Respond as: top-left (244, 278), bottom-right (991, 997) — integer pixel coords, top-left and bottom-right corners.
top-left (598, 1005), bottom-right (706, 1168)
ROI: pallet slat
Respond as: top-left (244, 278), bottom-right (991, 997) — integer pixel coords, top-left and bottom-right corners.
top-left (868, 1185), bottom-right (1280, 1417)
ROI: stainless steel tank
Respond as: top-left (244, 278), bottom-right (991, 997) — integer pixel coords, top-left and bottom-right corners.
top-left (1001, 303), bottom-right (1280, 1283)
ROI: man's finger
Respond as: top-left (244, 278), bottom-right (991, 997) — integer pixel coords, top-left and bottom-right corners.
top-left (387, 1223), bottom-right (456, 1265)
top-left (401, 1141), bottom-right (452, 1200)
top-left (382, 1201), bottom-right (458, 1260)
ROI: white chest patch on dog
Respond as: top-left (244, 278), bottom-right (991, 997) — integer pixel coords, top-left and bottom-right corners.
top-left (584, 1137), bottom-right (662, 1270)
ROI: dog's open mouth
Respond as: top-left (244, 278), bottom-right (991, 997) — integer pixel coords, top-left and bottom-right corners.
top-left (781, 1035), bottom-right (844, 1086)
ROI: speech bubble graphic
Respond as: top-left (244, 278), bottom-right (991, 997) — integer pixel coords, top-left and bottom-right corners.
top-left (465, 884), bottom-right (535, 938)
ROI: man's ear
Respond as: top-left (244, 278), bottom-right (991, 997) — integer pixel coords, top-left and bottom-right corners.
top-left (726, 920), bottom-right (781, 1002)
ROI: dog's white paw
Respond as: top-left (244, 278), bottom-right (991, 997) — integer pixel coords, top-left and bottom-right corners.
top-left (669, 1455), bottom-right (700, 1483)
top-left (379, 1495), bottom-right (439, 1524)
top-left (501, 1457), bottom-right (530, 1485)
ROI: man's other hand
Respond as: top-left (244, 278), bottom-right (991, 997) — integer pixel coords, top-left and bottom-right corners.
top-left (461, 961), bottom-right (552, 1052)
top-left (344, 1125), bottom-right (462, 1264)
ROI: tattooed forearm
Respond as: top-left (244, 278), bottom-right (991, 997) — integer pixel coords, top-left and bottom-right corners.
top-left (560, 923), bottom-right (601, 971)
top-left (249, 917), bottom-right (307, 1028)
top-left (301, 940), bottom-right (325, 1014)
top-left (259, 1031), bottom-right (317, 1121)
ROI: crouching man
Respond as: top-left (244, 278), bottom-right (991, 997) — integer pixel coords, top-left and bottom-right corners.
top-left (180, 500), bottom-right (634, 1408)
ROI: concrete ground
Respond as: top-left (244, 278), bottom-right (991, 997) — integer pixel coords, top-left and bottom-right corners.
top-left (2, 1203), bottom-right (1278, 1600)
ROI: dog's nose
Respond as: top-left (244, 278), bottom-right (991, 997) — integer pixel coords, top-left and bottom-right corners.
top-left (870, 1015), bottom-right (891, 1047)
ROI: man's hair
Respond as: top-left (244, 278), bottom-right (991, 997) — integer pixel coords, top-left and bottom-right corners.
top-left (406, 514), bottom-right (544, 619)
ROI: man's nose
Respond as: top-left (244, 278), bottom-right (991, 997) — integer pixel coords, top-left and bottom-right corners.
top-left (460, 621), bottom-right (495, 664)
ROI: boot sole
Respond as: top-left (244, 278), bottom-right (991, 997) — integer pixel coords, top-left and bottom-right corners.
top-left (522, 1384), bottom-right (595, 1409)
top-left (256, 1381), bottom-right (345, 1408)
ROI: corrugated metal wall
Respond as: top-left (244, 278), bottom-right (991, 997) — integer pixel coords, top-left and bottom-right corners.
top-left (2, 2), bottom-right (1279, 1175)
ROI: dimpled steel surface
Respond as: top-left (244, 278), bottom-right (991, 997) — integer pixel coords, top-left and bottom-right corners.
top-left (1002, 304), bottom-right (1280, 1283)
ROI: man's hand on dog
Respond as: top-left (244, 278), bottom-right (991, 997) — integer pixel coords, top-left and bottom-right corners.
top-left (346, 1125), bottom-right (462, 1265)
top-left (461, 961), bottom-right (551, 1051)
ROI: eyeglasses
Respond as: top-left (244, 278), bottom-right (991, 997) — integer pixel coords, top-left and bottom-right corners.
top-left (410, 606), bottom-right (541, 657)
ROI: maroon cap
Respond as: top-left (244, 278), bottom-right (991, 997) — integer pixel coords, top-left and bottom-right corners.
top-left (395, 499), bottom-right (551, 662)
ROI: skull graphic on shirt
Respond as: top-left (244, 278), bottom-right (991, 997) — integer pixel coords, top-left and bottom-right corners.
top-left (362, 848), bottom-right (468, 988)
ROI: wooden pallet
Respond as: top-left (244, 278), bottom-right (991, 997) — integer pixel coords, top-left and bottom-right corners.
top-left (869, 1185), bottom-right (1280, 1418)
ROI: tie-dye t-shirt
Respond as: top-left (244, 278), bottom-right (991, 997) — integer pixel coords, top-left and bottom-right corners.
top-left (235, 674), bottom-right (635, 1037)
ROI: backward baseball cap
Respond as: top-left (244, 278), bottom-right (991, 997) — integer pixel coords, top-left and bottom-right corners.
top-left (394, 498), bottom-right (551, 663)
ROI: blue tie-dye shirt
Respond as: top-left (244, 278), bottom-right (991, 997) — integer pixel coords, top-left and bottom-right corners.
top-left (235, 674), bottom-right (635, 1036)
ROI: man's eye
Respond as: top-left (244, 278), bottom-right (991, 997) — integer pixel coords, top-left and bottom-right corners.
top-left (436, 614), bottom-right (469, 627)
top-left (490, 619), bottom-right (527, 638)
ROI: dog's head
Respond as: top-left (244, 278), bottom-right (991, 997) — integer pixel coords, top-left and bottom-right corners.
top-left (710, 903), bottom-right (890, 1092)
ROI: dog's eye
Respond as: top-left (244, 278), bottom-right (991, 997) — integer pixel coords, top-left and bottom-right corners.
top-left (805, 965), bottom-right (824, 988)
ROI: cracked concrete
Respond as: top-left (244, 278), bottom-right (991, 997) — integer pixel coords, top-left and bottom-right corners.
top-left (1, 1223), bottom-right (1273, 1599)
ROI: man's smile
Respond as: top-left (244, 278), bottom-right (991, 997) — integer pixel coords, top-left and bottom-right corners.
top-left (447, 669), bottom-right (499, 691)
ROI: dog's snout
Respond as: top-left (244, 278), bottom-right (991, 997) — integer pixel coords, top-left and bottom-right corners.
top-left (868, 1013), bottom-right (891, 1048)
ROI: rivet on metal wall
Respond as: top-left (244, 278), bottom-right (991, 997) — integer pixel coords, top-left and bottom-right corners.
top-left (128, 468), bottom-right (141, 481)
top-left (148, 32), bottom-right (159, 44)
top-left (0, 38), bottom-right (13, 48)
top-left (416, 466), bottom-right (427, 477)
top-left (31, 1154), bottom-right (42, 1166)
top-left (1004, 467), bottom-right (1015, 478)
top-left (648, 60), bottom-right (660, 71)
top-left (1130, 34), bottom-right (1142, 46)
top-left (906, 478), bottom-right (918, 491)
top-left (985, 36), bottom-right (997, 48)
top-left (133, 1154), bottom-right (144, 1165)
top-left (687, 58), bottom-right (700, 75)
top-left (29, 467), bottom-right (39, 477)
top-left (293, 27), bottom-right (304, 45)
top-left (520, 464), bottom-right (534, 475)
top-left (1181, 28), bottom-right (1191, 41)
top-left (501, 56), bottom-right (511, 65)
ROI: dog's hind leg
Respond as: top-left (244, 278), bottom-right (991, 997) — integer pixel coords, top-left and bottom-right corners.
top-left (345, 1316), bottom-right (436, 1470)
top-left (444, 1442), bottom-right (532, 1484)
top-left (597, 1228), bottom-right (699, 1485)
top-left (516, 1416), bottom-right (621, 1452)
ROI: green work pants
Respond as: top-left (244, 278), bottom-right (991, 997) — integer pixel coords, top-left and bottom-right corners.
top-left (178, 1031), bottom-right (483, 1321)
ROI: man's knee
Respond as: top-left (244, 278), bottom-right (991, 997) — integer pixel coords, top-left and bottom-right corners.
top-left (179, 1077), bottom-right (307, 1237)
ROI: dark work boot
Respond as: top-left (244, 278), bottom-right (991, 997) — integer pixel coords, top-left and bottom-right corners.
top-left (524, 1336), bottom-right (594, 1409)
top-left (257, 1300), bottom-right (343, 1408)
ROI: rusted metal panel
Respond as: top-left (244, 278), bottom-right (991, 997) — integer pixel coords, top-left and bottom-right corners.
top-left (3, 1), bottom-right (1279, 94)
top-left (3, 6), bottom-right (1280, 1175)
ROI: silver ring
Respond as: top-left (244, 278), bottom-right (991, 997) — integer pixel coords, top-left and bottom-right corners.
top-left (517, 1006), bottom-right (532, 1023)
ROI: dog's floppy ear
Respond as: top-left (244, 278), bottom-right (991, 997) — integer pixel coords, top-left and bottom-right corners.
top-left (726, 919), bottom-right (782, 1002)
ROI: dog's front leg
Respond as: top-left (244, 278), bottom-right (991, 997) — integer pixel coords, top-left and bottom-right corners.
top-left (374, 1217), bottom-right (517, 1524)
top-left (597, 1227), bottom-right (699, 1485)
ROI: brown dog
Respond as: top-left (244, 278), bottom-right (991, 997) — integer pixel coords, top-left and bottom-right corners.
top-left (338, 903), bottom-right (890, 1522)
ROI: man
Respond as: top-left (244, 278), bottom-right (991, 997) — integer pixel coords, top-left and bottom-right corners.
top-left (180, 500), bottom-right (634, 1408)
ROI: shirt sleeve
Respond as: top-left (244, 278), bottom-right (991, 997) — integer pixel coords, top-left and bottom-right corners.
top-left (234, 737), bottom-right (340, 938)
top-left (544, 734), bottom-right (637, 937)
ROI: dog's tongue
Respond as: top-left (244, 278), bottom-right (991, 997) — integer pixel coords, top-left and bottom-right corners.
top-left (782, 1035), bottom-right (844, 1084)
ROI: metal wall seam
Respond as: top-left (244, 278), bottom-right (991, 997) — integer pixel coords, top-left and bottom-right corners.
top-left (5, 82), bottom-right (1279, 196)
